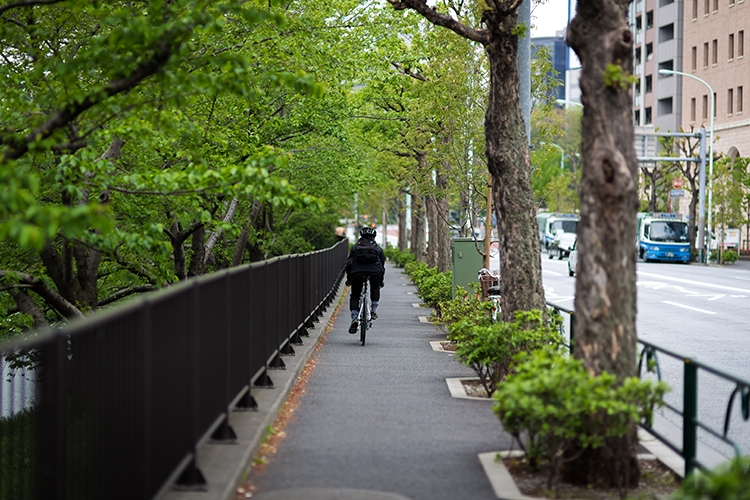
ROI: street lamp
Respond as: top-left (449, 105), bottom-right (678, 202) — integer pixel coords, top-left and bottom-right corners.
top-left (658, 69), bottom-right (714, 258)
top-left (556, 99), bottom-right (583, 109)
top-left (540, 142), bottom-right (565, 170)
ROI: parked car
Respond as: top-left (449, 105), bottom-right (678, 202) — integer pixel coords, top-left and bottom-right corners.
top-left (549, 230), bottom-right (577, 260)
top-left (568, 239), bottom-right (578, 277)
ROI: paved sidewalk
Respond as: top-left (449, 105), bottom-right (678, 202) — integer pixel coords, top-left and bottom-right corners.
top-left (247, 266), bottom-right (513, 500)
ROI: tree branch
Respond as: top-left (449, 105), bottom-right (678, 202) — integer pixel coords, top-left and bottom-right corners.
top-left (97, 285), bottom-right (155, 307)
top-left (2, 40), bottom-right (173, 162)
top-left (386, 0), bottom-right (489, 44)
top-left (0, 270), bottom-right (83, 319)
top-left (0, 0), bottom-right (65, 16)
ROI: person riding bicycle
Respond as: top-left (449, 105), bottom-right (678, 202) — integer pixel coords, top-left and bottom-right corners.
top-left (345, 226), bottom-right (386, 333)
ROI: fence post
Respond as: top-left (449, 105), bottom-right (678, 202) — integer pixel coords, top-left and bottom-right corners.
top-left (683, 359), bottom-right (698, 477)
top-left (569, 311), bottom-right (575, 355)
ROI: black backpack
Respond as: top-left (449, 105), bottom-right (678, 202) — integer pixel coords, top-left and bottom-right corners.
top-left (354, 238), bottom-right (379, 264)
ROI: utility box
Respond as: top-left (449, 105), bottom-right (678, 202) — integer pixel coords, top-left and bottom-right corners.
top-left (451, 238), bottom-right (484, 298)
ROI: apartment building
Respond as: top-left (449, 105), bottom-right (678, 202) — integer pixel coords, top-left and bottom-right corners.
top-left (632, 0), bottom-right (685, 132)
top-left (682, 0), bottom-right (750, 157)
top-left (531, 34), bottom-right (568, 102)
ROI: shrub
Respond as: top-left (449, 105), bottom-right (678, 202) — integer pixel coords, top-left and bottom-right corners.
top-left (710, 249), bottom-right (739, 264)
top-left (384, 247), bottom-right (415, 267)
top-left (416, 270), bottom-right (452, 312)
top-left (432, 284), bottom-right (489, 327)
top-left (452, 309), bottom-right (563, 396)
top-left (493, 350), bottom-right (668, 495)
top-left (672, 456), bottom-right (750, 499)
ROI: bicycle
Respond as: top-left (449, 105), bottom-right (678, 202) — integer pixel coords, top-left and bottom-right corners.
top-left (357, 276), bottom-right (373, 345)
top-left (478, 268), bottom-right (501, 322)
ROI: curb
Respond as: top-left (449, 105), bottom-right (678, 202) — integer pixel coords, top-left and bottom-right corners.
top-left (161, 284), bottom-right (346, 500)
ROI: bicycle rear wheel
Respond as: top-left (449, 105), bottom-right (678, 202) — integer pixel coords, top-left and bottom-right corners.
top-left (360, 282), bottom-right (368, 346)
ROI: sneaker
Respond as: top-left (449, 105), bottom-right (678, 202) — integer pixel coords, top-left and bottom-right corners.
top-left (349, 320), bottom-right (358, 334)
top-left (371, 312), bottom-right (378, 320)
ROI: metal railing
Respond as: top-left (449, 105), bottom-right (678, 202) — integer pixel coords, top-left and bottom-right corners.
top-left (0, 239), bottom-right (347, 500)
top-left (547, 301), bottom-right (750, 477)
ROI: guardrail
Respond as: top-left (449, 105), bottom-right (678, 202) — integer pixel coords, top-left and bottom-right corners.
top-left (547, 301), bottom-right (750, 477)
top-left (0, 239), bottom-right (347, 500)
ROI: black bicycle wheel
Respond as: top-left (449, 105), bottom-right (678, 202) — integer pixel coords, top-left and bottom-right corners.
top-left (360, 283), bottom-right (368, 345)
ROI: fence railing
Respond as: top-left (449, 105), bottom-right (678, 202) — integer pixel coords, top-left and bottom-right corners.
top-left (0, 239), bottom-right (348, 500)
top-left (547, 301), bottom-right (750, 477)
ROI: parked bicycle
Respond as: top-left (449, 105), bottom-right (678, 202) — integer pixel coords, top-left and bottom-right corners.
top-left (478, 268), bottom-right (501, 322)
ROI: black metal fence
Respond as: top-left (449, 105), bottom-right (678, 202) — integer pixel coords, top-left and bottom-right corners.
top-left (0, 239), bottom-right (347, 500)
top-left (547, 301), bottom-right (750, 477)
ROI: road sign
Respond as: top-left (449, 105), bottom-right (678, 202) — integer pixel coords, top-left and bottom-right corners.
top-left (672, 178), bottom-right (684, 188)
top-left (670, 189), bottom-right (686, 197)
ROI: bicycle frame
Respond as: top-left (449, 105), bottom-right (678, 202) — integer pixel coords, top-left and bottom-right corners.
top-left (358, 277), bottom-right (372, 345)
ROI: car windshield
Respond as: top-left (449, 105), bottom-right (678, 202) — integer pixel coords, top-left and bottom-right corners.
top-left (648, 221), bottom-right (688, 242)
top-left (551, 220), bottom-right (578, 233)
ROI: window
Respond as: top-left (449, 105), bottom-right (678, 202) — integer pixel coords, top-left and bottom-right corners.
top-left (646, 11), bottom-right (654, 29)
top-left (738, 86), bottom-right (744, 112)
top-left (730, 0), bottom-right (736, 5)
top-left (635, 80), bottom-right (642, 95)
top-left (713, 0), bottom-right (719, 10)
top-left (728, 88), bottom-right (734, 114)
top-left (691, 97), bottom-right (697, 121)
top-left (660, 0), bottom-right (674, 5)
top-left (636, 47), bottom-right (642, 64)
top-left (714, 93), bottom-right (717, 116)
top-left (693, 0), bottom-right (698, 17)
top-left (703, 94), bottom-right (709, 119)
top-left (658, 60), bottom-right (674, 76)
top-left (646, 43), bottom-right (654, 60)
top-left (634, 109), bottom-right (641, 124)
top-left (645, 107), bottom-right (653, 124)
top-left (712, 39), bottom-right (718, 64)
top-left (645, 74), bottom-right (653, 93)
top-left (658, 97), bottom-right (674, 115)
top-left (704, 0), bottom-right (710, 14)
top-left (692, 46), bottom-right (698, 69)
top-left (659, 23), bottom-right (675, 42)
top-left (740, 31), bottom-right (745, 57)
top-left (704, 42), bottom-right (710, 66)
top-left (636, 14), bottom-right (642, 30)
top-left (729, 33), bottom-right (735, 59)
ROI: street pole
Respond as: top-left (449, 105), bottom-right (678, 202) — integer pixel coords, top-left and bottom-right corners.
top-left (659, 69), bottom-right (714, 260)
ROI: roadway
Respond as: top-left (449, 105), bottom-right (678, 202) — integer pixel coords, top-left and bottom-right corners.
top-left (542, 254), bottom-right (750, 464)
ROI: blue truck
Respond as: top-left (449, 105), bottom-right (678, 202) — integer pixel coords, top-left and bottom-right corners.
top-left (636, 213), bottom-right (690, 263)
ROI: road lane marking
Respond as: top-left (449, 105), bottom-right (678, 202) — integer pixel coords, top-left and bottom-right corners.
top-left (637, 281), bottom-right (726, 300)
top-left (637, 271), bottom-right (750, 294)
top-left (735, 277), bottom-right (750, 281)
top-left (663, 301), bottom-right (716, 315)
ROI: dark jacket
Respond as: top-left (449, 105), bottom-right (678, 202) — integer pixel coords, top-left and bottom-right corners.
top-left (345, 237), bottom-right (386, 278)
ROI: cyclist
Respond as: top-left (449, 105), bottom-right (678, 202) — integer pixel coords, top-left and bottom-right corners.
top-left (345, 227), bottom-right (386, 333)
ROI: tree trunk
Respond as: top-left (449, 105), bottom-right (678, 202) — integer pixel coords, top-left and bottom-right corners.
top-left (188, 224), bottom-right (206, 277)
top-left (411, 195), bottom-right (426, 262)
top-left (397, 194), bottom-right (408, 251)
top-left (436, 171), bottom-right (452, 272)
top-left (426, 195), bottom-right (438, 268)
top-left (565, 0), bottom-right (641, 486)
top-left (485, 18), bottom-right (546, 320)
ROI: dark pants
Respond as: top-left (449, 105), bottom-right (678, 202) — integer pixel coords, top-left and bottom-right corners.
top-left (349, 273), bottom-right (382, 311)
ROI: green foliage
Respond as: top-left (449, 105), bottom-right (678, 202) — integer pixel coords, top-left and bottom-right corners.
top-left (383, 247), bottom-right (416, 268)
top-left (493, 350), bottom-right (669, 491)
top-left (710, 249), bottom-right (739, 264)
top-left (603, 63), bottom-right (638, 90)
top-left (453, 310), bottom-right (563, 396)
top-left (433, 284), bottom-right (489, 327)
top-left (672, 456), bottom-right (750, 499)
top-left (403, 260), bottom-right (453, 313)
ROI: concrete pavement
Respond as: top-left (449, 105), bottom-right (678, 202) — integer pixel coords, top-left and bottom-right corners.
top-left (247, 266), bottom-right (512, 500)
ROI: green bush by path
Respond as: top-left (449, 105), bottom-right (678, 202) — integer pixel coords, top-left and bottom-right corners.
top-left (403, 261), bottom-right (452, 313)
top-left (493, 350), bottom-right (668, 495)
top-left (384, 247), bottom-right (415, 268)
top-left (451, 309), bottom-right (563, 396)
top-left (672, 456), bottom-right (750, 499)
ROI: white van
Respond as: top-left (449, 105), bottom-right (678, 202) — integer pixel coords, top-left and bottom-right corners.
top-left (544, 214), bottom-right (579, 253)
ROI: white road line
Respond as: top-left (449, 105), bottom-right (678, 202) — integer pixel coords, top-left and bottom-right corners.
top-left (637, 271), bottom-right (750, 294)
top-left (544, 270), bottom-right (562, 276)
top-left (735, 277), bottom-right (750, 281)
top-left (663, 301), bottom-right (716, 315)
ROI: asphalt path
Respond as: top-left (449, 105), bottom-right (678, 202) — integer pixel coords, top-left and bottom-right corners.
top-left (249, 267), bottom-right (513, 500)
top-left (542, 253), bottom-right (750, 462)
